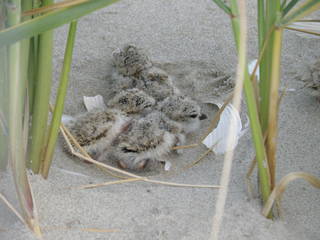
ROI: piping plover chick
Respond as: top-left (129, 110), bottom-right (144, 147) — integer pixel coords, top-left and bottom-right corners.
top-left (112, 44), bottom-right (152, 77)
top-left (301, 60), bottom-right (320, 98)
top-left (98, 113), bottom-right (177, 170)
top-left (107, 88), bottom-right (156, 116)
top-left (63, 109), bottom-right (130, 159)
top-left (147, 111), bottom-right (186, 154)
top-left (136, 67), bottom-right (180, 101)
top-left (158, 95), bottom-right (207, 134)
top-left (109, 71), bottom-right (136, 96)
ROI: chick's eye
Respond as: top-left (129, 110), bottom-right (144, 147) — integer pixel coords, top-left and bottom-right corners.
top-left (122, 147), bottom-right (137, 153)
top-left (190, 114), bottom-right (198, 118)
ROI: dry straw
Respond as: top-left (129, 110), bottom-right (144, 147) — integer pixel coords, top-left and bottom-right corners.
top-left (210, 0), bottom-right (248, 239)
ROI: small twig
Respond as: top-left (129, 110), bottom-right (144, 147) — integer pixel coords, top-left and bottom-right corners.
top-left (285, 26), bottom-right (320, 37)
top-left (0, 193), bottom-right (27, 226)
top-left (143, 179), bottom-right (219, 189)
top-left (59, 121), bottom-right (127, 179)
top-left (187, 148), bottom-right (213, 168)
top-left (78, 178), bottom-right (142, 189)
top-left (81, 228), bottom-right (120, 233)
top-left (183, 141), bottom-right (220, 171)
top-left (23, 0), bottom-right (89, 16)
top-left (245, 157), bottom-right (257, 198)
top-left (171, 143), bottom-right (199, 150)
top-left (42, 225), bottom-right (119, 233)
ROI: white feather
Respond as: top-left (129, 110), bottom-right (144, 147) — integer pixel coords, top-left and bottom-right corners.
top-left (83, 95), bottom-right (107, 112)
top-left (164, 161), bottom-right (172, 171)
top-left (61, 114), bottom-right (75, 124)
top-left (202, 104), bottom-right (243, 155)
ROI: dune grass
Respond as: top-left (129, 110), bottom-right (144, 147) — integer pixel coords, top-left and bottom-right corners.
top-left (210, 0), bottom-right (320, 223)
top-left (0, 0), bottom-right (8, 171)
top-left (1, 0), bottom-right (320, 237)
top-left (0, 0), bottom-right (121, 236)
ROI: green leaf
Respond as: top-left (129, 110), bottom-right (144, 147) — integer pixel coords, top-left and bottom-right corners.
top-left (211, 0), bottom-right (232, 15)
top-left (0, 0), bottom-right (120, 46)
top-left (282, 0), bottom-right (301, 16)
top-left (41, 21), bottom-right (78, 178)
top-left (280, 0), bottom-right (320, 26)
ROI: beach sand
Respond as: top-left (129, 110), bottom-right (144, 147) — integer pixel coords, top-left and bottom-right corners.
top-left (1, 0), bottom-right (319, 239)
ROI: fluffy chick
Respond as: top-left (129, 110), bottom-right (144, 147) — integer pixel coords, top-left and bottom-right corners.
top-left (135, 67), bottom-right (180, 101)
top-left (301, 60), bottom-right (320, 98)
top-left (108, 71), bottom-right (136, 97)
top-left (112, 44), bottom-right (152, 77)
top-left (158, 95), bottom-right (207, 134)
top-left (107, 88), bottom-right (156, 116)
top-left (98, 113), bottom-right (177, 170)
top-left (63, 109), bottom-right (130, 159)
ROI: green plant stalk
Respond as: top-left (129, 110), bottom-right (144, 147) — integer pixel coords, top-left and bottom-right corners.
top-left (22, 1), bottom-right (35, 169)
top-left (243, 73), bottom-right (271, 204)
top-left (41, 21), bottom-right (78, 179)
top-left (210, 0), bottom-right (232, 15)
top-left (259, 0), bottom-right (279, 132)
top-left (265, 0), bottom-right (281, 191)
top-left (0, 0), bottom-right (120, 46)
top-left (258, 0), bottom-right (269, 132)
top-left (282, 0), bottom-right (300, 16)
top-left (281, 0), bottom-right (288, 10)
top-left (28, 2), bottom-right (40, 115)
top-left (6, 0), bottom-right (39, 233)
top-left (257, 0), bottom-right (265, 49)
top-left (229, 1), bottom-right (271, 205)
top-left (281, 0), bottom-right (320, 25)
top-left (29, 0), bottom-right (54, 173)
top-left (0, 0), bottom-right (8, 170)
top-left (266, 28), bottom-right (283, 190)
top-left (285, 26), bottom-right (320, 36)
top-left (27, 37), bottom-right (37, 114)
top-left (20, 0), bottom-right (33, 111)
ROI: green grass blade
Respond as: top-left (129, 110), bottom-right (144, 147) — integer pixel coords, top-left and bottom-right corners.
top-left (243, 72), bottom-right (272, 206)
top-left (20, 0), bottom-right (33, 115)
top-left (280, 0), bottom-right (320, 26)
top-left (27, 37), bottom-right (36, 114)
top-left (266, 28), bottom-right (283, 191)
top-left (263, 0), bottom-right (282, 191)
top-left (260, 0), bottom-right (281, 133)
top-left (211, 0), bottom-right (232, 15)
top-left (281, 0), bottom-right (288, 10)
top-left (285, 25), bottom-right (320, 36)
top-left (229, 0), bottom-right (271, 206)
top-left (41, 21), bottom-right (78, 178)
top-left (7, 1), bottom-right (41, 236)
top-left (283, 0), bottom-right (301, 15)
top-left (24, 0), bottom-right (90, 16)
top-left (29, 0), bottom-right (54, 173)
top-left (258, 0), bottom-right (265, 49)
top-left (257, 0), bottom-right (269, 133)
top-left (0, 0), bottom-right (8, 170)
top-left (0, 0), bottom-right (120, 46)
